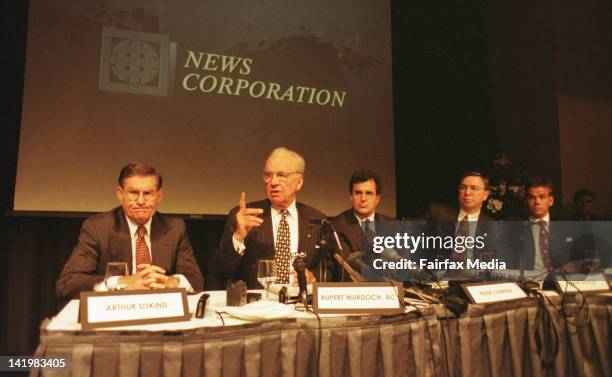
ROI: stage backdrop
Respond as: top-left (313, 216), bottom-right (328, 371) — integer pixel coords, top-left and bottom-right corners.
top-left (15, 0), bottom-right (395, 216)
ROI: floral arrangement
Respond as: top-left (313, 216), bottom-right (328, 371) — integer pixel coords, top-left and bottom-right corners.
top-left (485, 154), bottom-right (527, 219)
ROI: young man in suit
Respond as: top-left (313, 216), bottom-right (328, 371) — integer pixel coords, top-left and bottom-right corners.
top-left (212, 147), bottom-right (329, 288)
top-left (56, 163), bottom-right (204, 300)
top-left (504, 177), bottom-right (574, 275)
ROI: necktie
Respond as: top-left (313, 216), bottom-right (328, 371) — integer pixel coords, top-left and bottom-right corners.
top-left (275, 209), bottom-right (291, 284)
top-left (539, 220), bottom-right (552, 270)
top-left (135, 225), bottom-right (152, 271)
top-left (362, 219), bottom-right (376, 248)
top-left (454, 215), bottom-right (469, 261)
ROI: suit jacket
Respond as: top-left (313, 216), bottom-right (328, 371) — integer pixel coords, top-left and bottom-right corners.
top-left (56, 207), bottom-right (204, 300)
top-left (501, 219), bottom-right (575, 271)
top-left (328, 210), bottom-right (394, 281)
top-left (329, 210), bottom-right (394, 255)
top-left (434, 211), bottom-right (502, 260)
top-left (211, 199), bottom-right (328, 288)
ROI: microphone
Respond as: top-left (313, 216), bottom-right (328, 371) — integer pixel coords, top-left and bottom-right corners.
top-left (346, 251), bottom-right (367, 273)
top-left (292, 256), bottom-right (308, 304)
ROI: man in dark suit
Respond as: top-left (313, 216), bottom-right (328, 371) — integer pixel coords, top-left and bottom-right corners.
top-left (56, 163), bottom-right (204, 300)
top-left (212, 147), bottom-right (329, 288)
top-left (503, 178), bottom-right (574, 275)
top-left (435, 172), bottom-right (501, 277)
top-left (329, 170), bottom-right (393, 280)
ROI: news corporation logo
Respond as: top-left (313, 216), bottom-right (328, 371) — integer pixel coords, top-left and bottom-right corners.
top-left (98, 27), bottom-right (177, 96)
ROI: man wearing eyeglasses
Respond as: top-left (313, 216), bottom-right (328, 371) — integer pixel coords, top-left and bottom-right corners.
top-left (56, 163), bottom-right (204, 300)
top-left (212, 147), bottom-right (330, 288)
top-left (433, 172), bottom-right (501, 277)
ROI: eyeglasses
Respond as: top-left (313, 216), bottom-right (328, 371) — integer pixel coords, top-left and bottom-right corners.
top-left (262, 171), bottom-right (301, 183)
top-left (458, 185), bottom-right (485, 193)
top-left (122, 188), bottom-right (158, 201)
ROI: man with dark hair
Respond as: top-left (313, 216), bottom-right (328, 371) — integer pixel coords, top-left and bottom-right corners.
top-left (329, 170), bottom-right (393, 280)
top-left (434, 171), bottom-right (500, 277)
top-left (212, 147), bottom-right (331, 288)
top-left (571, 189), bottom-right (603, 220)
top-left (56, 163), bottom-right (204, 300)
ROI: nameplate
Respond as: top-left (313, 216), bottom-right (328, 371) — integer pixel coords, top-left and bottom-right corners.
top-left (461, 281), bottom-right (527, 304)
top-left (79, 289), bottom-right (189, 330)
top-left (312, 282), bottom-right (404, 314)
top-left (555, 273), bottom-right (610, 293)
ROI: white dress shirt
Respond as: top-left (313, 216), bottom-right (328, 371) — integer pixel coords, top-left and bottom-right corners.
top-left (354, 211), bottom-right (376, 231)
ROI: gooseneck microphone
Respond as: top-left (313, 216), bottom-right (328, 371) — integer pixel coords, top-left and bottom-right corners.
top-left (311, 217), bottom-right (365, 282)
top-left (292, 256), bottom-right (308, 305)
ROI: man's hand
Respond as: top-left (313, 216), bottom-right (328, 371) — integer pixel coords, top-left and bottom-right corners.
top-left (233, 192), bottom-right (264, 242)
top-left (291, 268), bottom-right (316, 287)
top-left (118, 264), bottom-right (177, 290)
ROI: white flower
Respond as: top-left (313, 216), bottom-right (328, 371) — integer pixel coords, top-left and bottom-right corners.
top-left (487, 198), bottom-right (503, 213)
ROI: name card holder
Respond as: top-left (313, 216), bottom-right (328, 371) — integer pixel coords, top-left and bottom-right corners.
top-left (555, 273), bottom-right (610, 294)
top-left (461, 281), bottom-right (527, 304)
top-left (80, 289), bottom-right (189, 330)
top-left (313, 282), bottom-right (404, 314)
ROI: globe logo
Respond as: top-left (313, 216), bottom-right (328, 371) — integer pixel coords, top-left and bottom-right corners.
top-left (99, 27), bottom-right (174, 96)
top-left (110, 39), bottom-right (160, 85)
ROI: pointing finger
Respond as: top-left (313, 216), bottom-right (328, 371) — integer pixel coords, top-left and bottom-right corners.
top-left (239, 192), bottom-right (246, 211)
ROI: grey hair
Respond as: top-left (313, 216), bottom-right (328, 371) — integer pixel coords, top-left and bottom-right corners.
top-left (267, 147), bottom-right (306, 174)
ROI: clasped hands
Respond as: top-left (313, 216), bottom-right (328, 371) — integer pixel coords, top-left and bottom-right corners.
top-left (118, 264), bottom-right (180, 290)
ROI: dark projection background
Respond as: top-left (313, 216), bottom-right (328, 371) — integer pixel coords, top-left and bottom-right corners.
top-left (2, 0), bottom-right (611, 356)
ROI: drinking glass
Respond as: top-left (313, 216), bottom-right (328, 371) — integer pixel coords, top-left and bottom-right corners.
top-left (104, 262), bottom-right (128, 291)
top-left (257, 259), bottom-right (277, 298)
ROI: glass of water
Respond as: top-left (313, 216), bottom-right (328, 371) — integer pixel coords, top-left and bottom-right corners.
top-left (104, 262), bottom-right (128, 291)
top-left (257, 259), bottom-right (277, 298)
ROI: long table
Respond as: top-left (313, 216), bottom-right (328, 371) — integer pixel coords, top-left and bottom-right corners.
top-left (30, 291), bottom-right (611, 377)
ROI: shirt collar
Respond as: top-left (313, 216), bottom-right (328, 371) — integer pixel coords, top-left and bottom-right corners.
top-left (458, 209), bottom-right (480, 222)
top-left (354, 211), bottom-right (375, 223)
top-left (271, 200), bottom-right (298, 220)
top-left (125, 215), bottom-right (152, 237)
top-left (529, 213), bottom-right (550, 224)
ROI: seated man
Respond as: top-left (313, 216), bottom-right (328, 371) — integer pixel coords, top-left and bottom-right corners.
top-left (329, 170), bottom-right (393, 280)
top-left (56, 163), bottom-right (204, 300)
top-left (570, 189), bottom-right (604, 221)
top-left (502, 177), bottom-right (574, 275)
top-left (212, 147), bottom-right (330, 288)
top-left (434, 172), bottom-right (501, 278)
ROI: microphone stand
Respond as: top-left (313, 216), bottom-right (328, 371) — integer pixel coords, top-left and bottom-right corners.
top-left (319, 219), bottom-right (365, 282)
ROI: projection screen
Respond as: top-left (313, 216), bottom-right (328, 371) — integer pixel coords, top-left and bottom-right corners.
top-left (15, 0), bottom-right (395, 217)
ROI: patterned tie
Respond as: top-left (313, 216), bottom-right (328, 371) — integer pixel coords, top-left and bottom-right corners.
top-left (454, 215), bottom-right (469, 261)
top-left (135, 225), bottom-right (152, 272)
top-left (275, 209), bottom-right (291, 284)
top-left (539, 220), bottom-right (552, 270)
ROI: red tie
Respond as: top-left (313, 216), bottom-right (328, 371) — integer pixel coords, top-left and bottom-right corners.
top-left (135, 225), bottom-right (152, 271)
